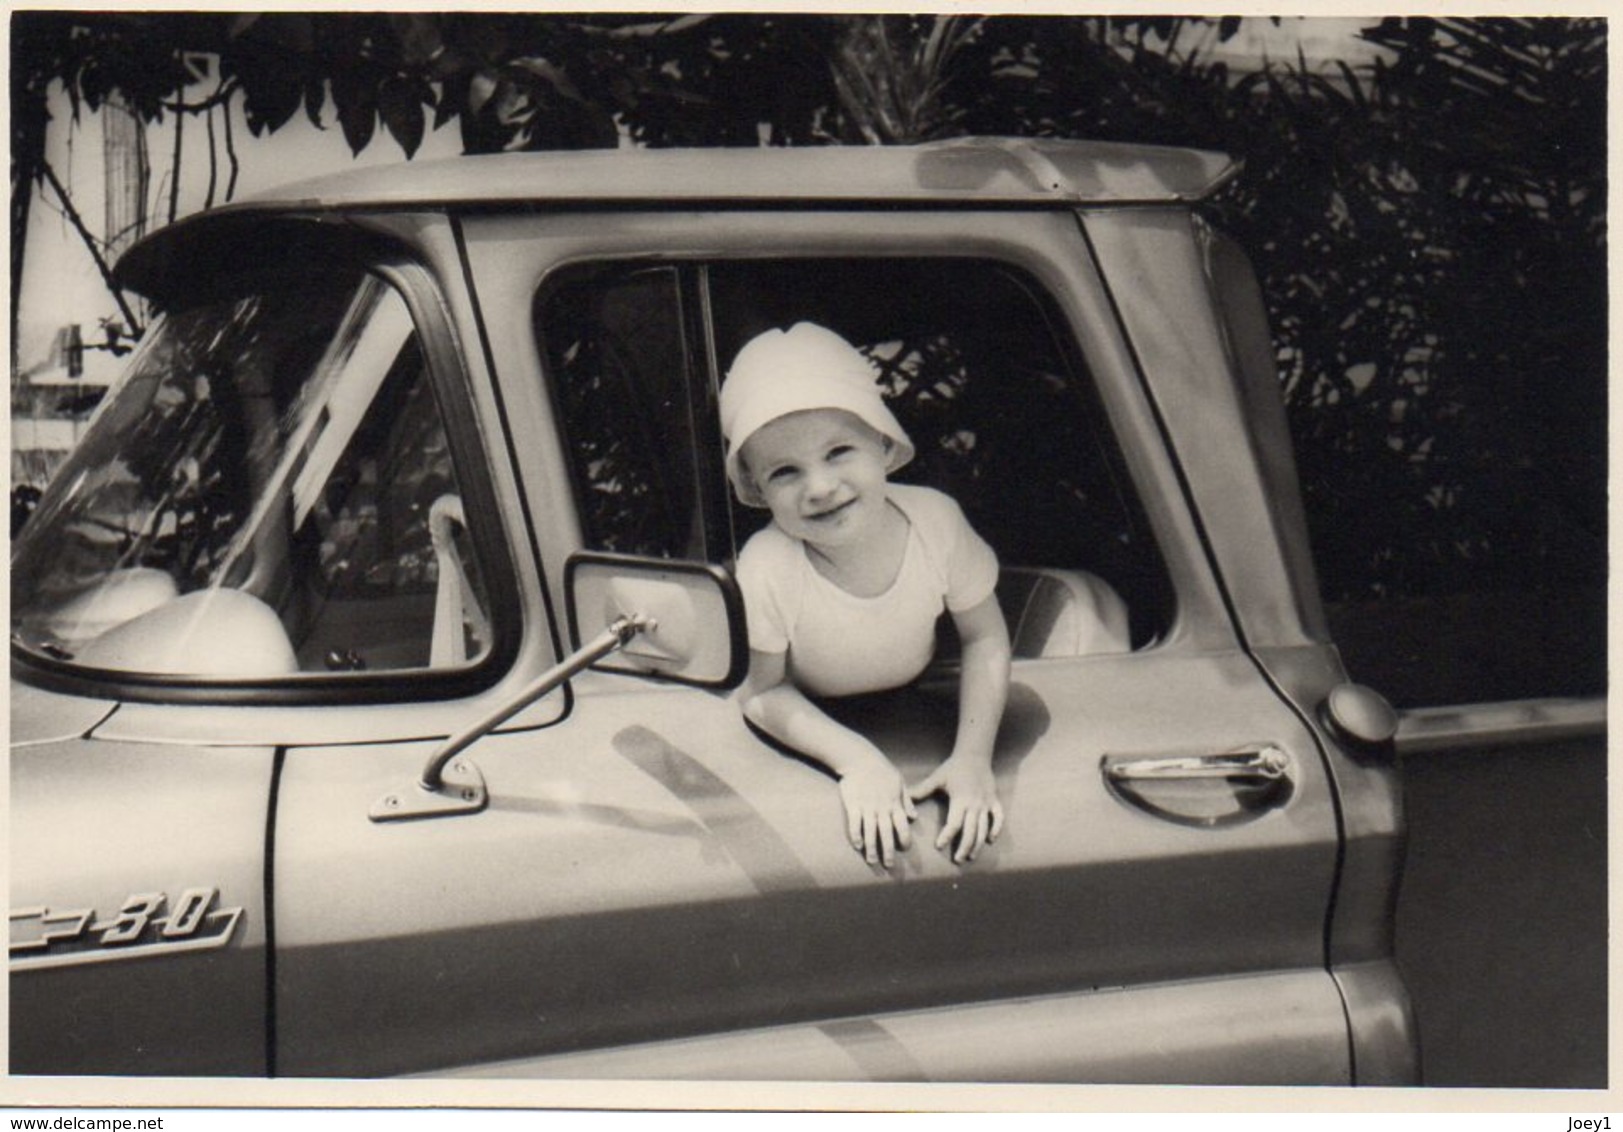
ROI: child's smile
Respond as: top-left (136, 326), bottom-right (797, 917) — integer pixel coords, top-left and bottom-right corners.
top-left (806, 496), bottom-right (857, 523)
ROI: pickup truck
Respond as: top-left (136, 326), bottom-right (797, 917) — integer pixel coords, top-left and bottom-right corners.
top-left (11, 136), bottom-right (1596, 1085)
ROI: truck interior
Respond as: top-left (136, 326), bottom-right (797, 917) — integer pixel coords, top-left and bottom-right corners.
top-left (540, 255), bottom-right (1175, 663)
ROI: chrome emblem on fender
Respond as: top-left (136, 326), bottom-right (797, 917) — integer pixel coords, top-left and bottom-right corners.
top-left (10, 888), bottom-right (244, 971)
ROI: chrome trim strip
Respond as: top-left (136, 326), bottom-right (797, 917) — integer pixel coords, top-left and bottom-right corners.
top-left (1396, 696), bottom-right (1606, 756)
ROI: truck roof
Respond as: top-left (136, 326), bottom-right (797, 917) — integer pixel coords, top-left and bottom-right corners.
top-left (114, 137), bottom-right (1237, 296)
top-left (235, 135), bottom-right (1237, 211)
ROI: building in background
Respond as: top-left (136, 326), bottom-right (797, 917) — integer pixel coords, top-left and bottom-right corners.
top-left (12, 95), bottom-right (150, 488)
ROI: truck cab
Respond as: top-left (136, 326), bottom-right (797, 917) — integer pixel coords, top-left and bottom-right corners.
top-left (9, 137), bottom-right (1416, 1083)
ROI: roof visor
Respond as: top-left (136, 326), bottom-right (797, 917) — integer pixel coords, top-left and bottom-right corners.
top-left (145, 136), bottom-right (1238, 225)
top-left (912, 137), bottom-right (1239, 203)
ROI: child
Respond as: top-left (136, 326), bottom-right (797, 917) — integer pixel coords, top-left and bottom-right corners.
top-left (722, 321), bottom-right (1012, 869)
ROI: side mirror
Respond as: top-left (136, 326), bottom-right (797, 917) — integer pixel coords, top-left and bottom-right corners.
top-left (371, 552), bottom-right (746, 823)
top-left (565, 552), bottom-right (748, 689)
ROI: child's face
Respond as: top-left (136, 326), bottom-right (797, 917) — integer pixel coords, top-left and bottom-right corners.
top-left (740, 409), bottom-right (892, 550)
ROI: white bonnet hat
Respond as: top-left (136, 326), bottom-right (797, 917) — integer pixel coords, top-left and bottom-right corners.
top-left (719, 322), bottom-right (915, 507)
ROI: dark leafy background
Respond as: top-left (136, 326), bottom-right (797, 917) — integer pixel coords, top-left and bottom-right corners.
top-left (12, 14), bottom-right (1606, 703)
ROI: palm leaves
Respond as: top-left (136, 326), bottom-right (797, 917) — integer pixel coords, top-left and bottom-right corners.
top-left (827, 16), bottom-right (982, 144)
top-left (1284, 18), bottom-right (1606, 598)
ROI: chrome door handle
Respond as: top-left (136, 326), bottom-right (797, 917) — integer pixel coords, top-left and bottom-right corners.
top-left (1104, 746), bottom-right (1290, 783)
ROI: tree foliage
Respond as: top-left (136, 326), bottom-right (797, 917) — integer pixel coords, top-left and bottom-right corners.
top-left (12, 13), bottom-right (1606, 610)
top-left (940, 15), bottom-right (1604, 601)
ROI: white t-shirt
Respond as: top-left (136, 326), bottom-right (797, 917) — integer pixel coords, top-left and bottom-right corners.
top-left (736, 483), bottom-right (999, 697)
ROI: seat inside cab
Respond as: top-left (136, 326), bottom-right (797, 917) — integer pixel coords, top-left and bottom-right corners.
top-left (996, 566), bottom-right (1132, 659)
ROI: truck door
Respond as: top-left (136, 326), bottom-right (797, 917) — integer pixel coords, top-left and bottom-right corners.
top-left (266, 209), bottom-right (1365, 1084)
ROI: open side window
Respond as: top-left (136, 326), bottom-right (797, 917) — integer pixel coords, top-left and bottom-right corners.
top-left (536, 256), bottom-right (1174, 658)
top-left (706, 257), bottom-right (1171, 655)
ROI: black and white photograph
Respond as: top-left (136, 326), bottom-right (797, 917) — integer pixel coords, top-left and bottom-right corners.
top-left (4, 6), bottom-right (1609, 1118)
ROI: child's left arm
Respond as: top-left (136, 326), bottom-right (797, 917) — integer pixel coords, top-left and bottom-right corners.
top-left (908, 593), bottom-right (1012, 863)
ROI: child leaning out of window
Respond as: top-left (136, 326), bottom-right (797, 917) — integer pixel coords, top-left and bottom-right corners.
top-left (722, 322), bottom-right (1011, 870)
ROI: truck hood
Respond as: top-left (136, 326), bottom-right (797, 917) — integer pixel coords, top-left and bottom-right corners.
top-left (10, 679), bottom-right (119, 747)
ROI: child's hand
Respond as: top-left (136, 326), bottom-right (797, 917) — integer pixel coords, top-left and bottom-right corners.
top-left (909, 755), bottom-right (1004, 864)
top-left (838, 753), bottom-right (916, 869)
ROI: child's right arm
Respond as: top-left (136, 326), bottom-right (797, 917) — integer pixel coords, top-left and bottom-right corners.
top-left (741, 648), bottom-right (915, 868)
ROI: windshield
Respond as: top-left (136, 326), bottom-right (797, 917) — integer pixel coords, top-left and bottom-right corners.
top-left (12, 265), bottom-right (493, 681)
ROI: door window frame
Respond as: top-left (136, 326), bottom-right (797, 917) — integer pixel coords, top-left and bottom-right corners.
top-left (508, 212), bottom-right (1234, 656)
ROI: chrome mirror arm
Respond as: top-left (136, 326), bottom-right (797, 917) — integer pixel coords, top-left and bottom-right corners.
top-left (420, 614), bottom-right (654, 791)
top-left (370, 614), bottom-right (654, 823)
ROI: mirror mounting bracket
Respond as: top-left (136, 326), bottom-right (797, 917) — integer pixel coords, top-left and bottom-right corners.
top-left (368, 615), bottom-right (653, 823)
